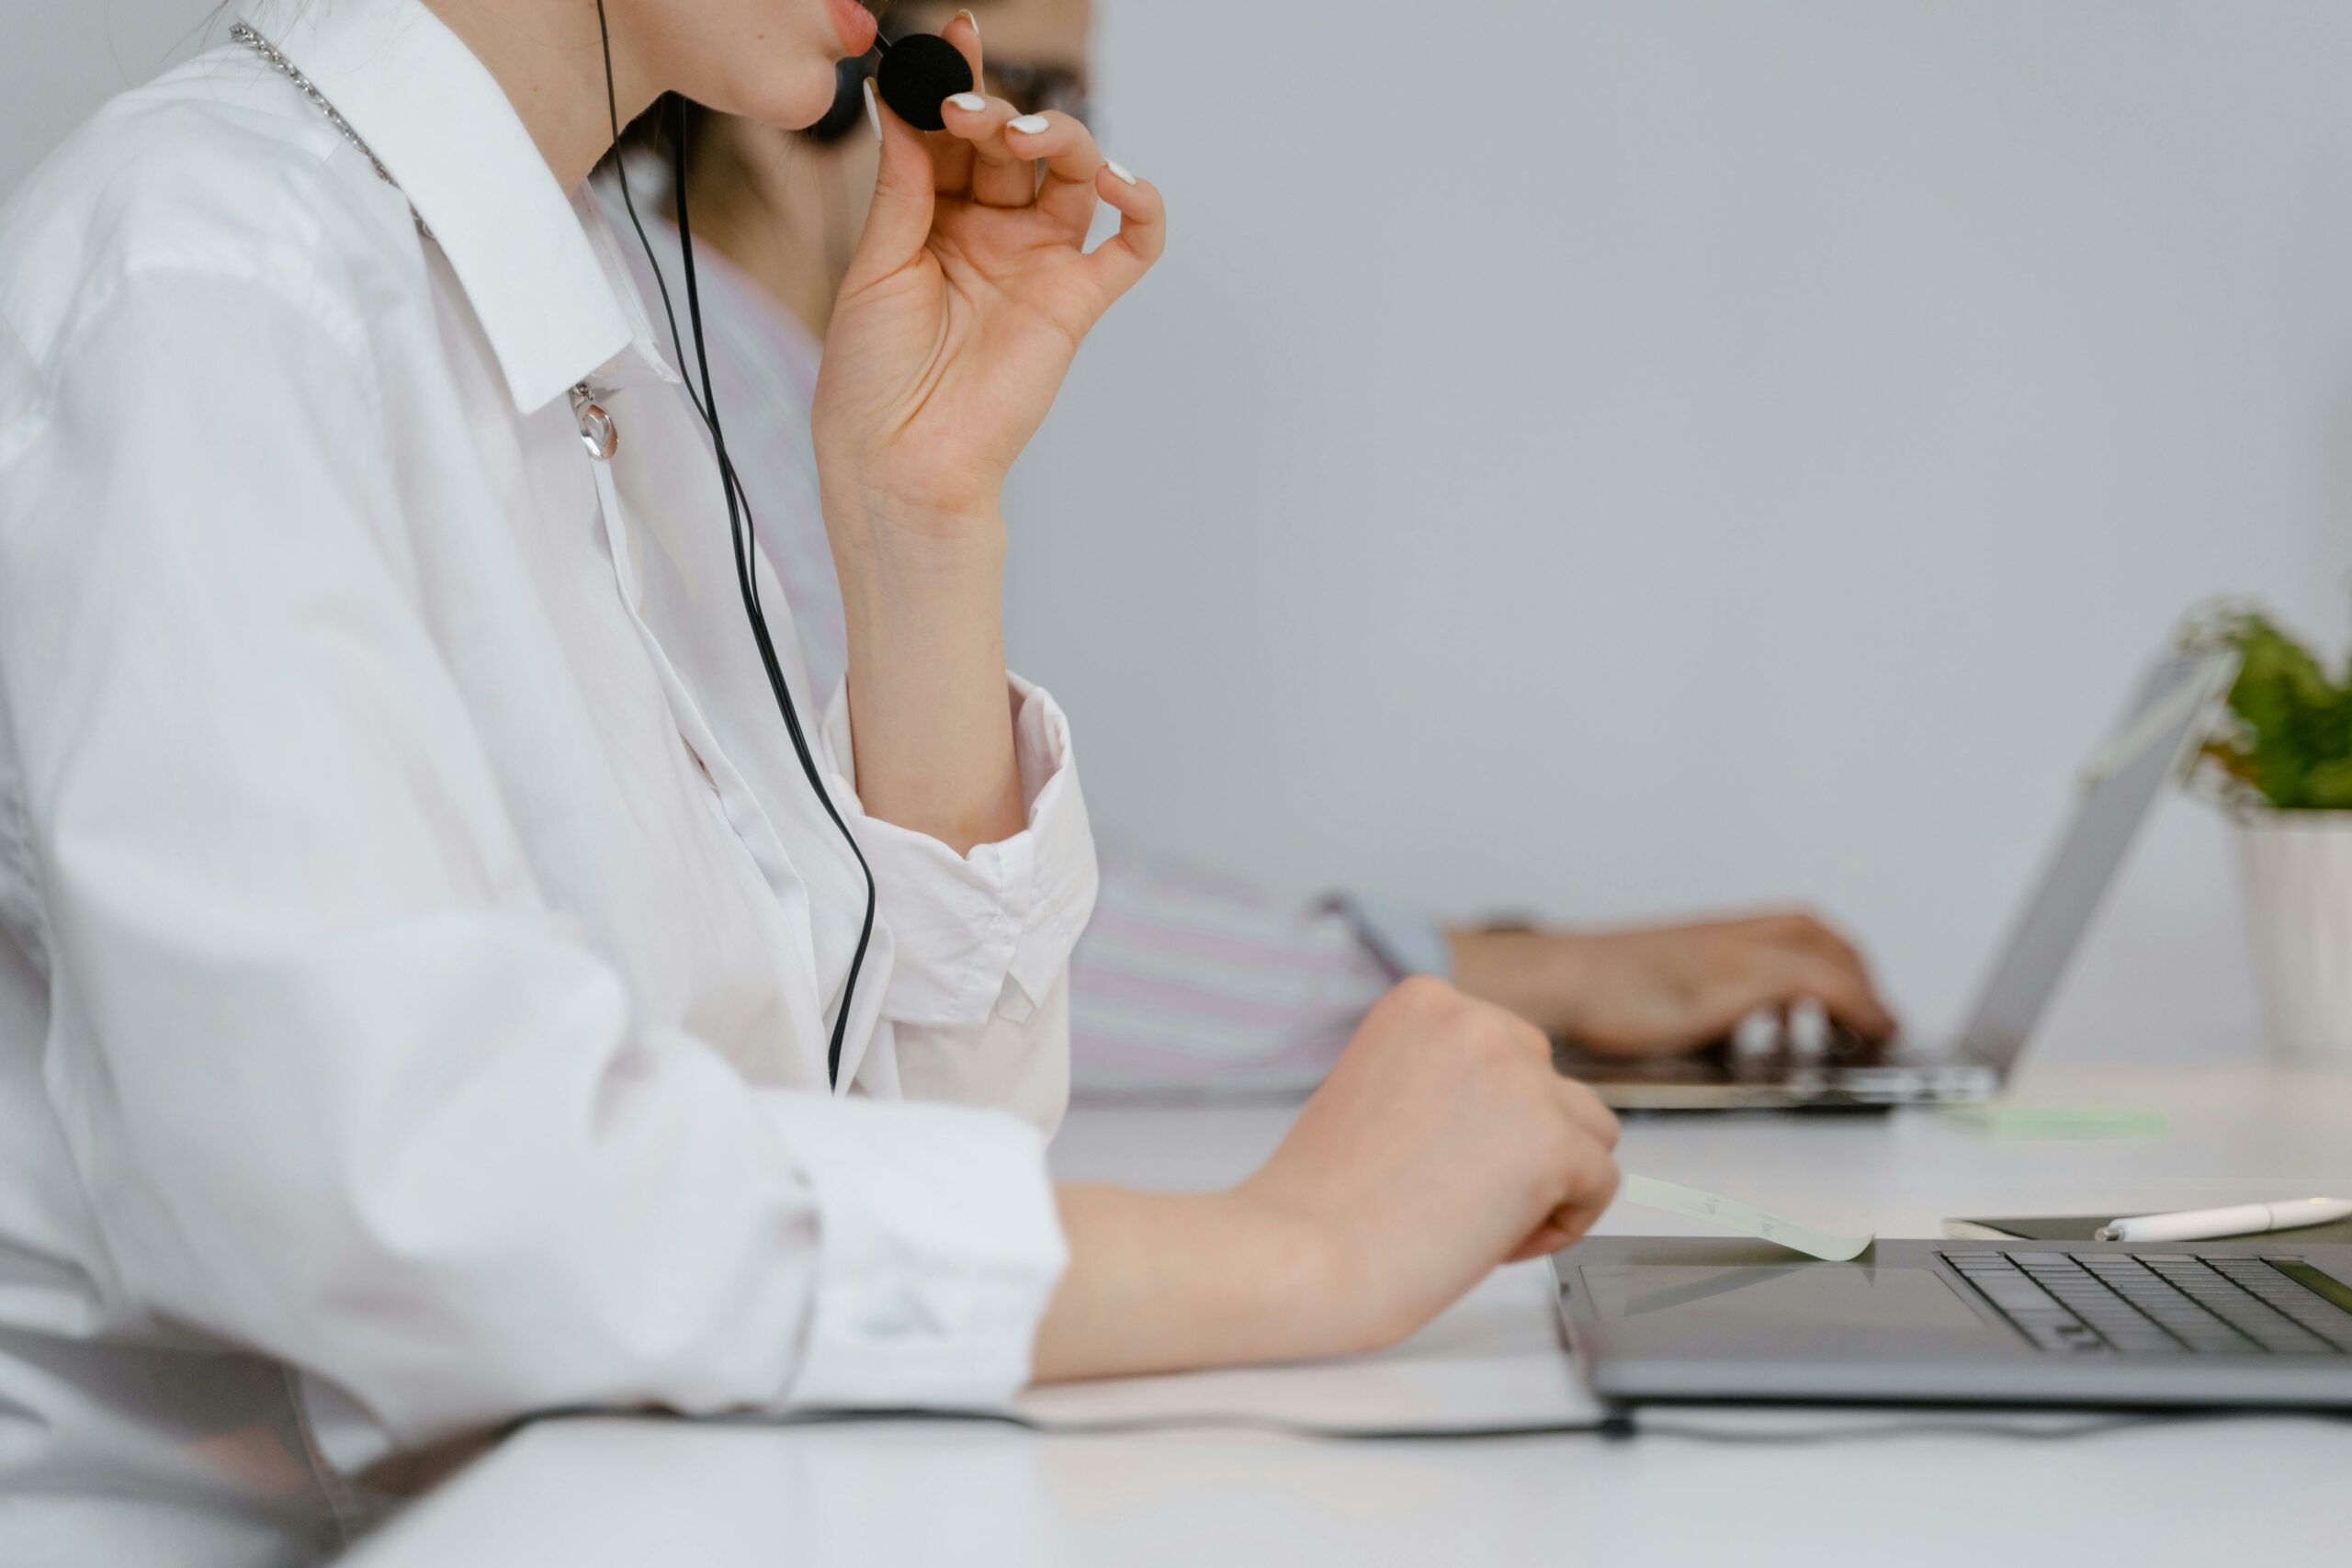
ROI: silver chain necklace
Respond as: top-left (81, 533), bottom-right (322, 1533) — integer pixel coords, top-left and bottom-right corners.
top-left (229, 20), bottom-right (617, 456)
top-left (231, 22), bottom-right (434, 243)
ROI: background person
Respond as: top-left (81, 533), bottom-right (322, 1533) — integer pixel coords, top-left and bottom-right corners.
top-left (626, 0), bottom-right (1902, 1096)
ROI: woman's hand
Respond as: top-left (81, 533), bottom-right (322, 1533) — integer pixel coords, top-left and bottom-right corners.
top-left (1034, 979), bottom-right (1621, 1382)
top-left (1448, 910), bottom-right (1900, 1057)
top-left (804, 15), bottom-right (1162, 852)
top-left (812, 14), bottom-right (1164, 540)
top-left (1236, 977), bottom-right (1623, 1347)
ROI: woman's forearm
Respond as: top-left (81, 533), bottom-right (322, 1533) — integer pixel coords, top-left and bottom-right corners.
top-left (1031, 1186), bottom-right (1355, 1383)
top-left (1030, 981), bottom-right (1627, 1388)
top-left (829, 510), bottom-right (1025, 855)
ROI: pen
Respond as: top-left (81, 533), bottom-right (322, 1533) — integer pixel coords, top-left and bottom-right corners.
top-left (2093, 1197), bottom-right (2352, 1245)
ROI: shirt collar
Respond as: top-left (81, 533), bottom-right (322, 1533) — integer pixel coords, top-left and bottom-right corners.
top-left (241, 0), bottom-right (672, 412)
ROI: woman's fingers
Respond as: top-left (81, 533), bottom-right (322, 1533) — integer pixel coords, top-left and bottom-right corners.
top-left (1739, 949), bottom-right (1898, 1043)
top-left (941, 93), bottom-right (1040, 209)
top-left (1504, 1225), bottom-right (1579, 1264)
top-left (1508, 1077), bottom-right (1621, 1264)
top-left (1555, 1077), bottom-right (1623, 1153)
top-left (843, 80), bottom-right (940, 288)
top-left (943, 10), bottom-right (983, 85)
top-left (1001, 110), bottom-right (1114, 231)
top-left (931, 101), bottom-right (1166, 308)
top-left (1765, 912), bottom-right (1877, 988)
top-left (1782, 921), bottom-right (1900, 1039)
top-left (1504, 1140), bottom-right (1622, 1262)
top-left (934, 106), bottom-right (1103, 226)
top-left (922, 10), bottom-right (987, 197)
top-left (1784, 951), bottom-right (1897, 1041)
top-left (1080, 163), bottom-right (1167, 307)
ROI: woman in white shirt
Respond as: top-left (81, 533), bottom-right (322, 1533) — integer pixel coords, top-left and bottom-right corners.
top-left (0, 2), bottom-right (1621, 1562)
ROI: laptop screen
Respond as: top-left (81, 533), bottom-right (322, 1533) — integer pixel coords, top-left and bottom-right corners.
top-left (1954, 651), bottom-right (2238, 1068)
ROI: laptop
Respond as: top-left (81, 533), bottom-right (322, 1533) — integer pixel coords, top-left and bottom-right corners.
top-left (1557, 649), bottom-right (2240, 1111)
top-left (1552, 1235), bottom-right (2352, 1408)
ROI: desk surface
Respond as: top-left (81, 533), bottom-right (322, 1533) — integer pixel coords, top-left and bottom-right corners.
top-left (343, 1064), bottom-right (2352, 1568)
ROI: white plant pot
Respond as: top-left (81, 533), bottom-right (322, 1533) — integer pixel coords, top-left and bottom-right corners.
top-left (2234, 813), bottom-right (2352, 1065)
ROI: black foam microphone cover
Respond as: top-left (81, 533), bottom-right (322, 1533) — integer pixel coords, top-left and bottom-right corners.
top-left (876, 32), bottom-right (974, 132)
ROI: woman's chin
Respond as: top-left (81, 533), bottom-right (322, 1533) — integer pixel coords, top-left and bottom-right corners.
top-left (718, 58), bottom-right (852, 135)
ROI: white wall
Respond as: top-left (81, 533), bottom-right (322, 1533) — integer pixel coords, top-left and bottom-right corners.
top-left (999, 0), bottom-right (2352, 1063)
top-left (14, 3), bottom-right (2352, 1063)
top-left (2, 1), bottom-right (220, 197)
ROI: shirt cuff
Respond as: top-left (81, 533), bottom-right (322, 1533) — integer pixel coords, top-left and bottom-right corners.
top-left (1328, 893), bottom-right (1454, 982)
top-left (821, 674), bottom-right (1098, 1031)
top-left (767, 1092), bottom-right (1069, 1408)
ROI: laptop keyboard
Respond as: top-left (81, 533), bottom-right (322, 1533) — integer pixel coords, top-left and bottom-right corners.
top-left (1942, 1251), bottom-right (2352, 1355)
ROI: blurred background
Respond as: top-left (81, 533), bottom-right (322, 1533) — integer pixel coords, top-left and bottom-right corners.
top-left (17, 1), bottom-right (2352, 1063)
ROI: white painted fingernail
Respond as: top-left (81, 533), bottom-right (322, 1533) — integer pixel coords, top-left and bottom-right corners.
top-left (1106, 160), bottom-right (1137, 186)
top-left (863, 77), bottom-right (882, 141)
top-left (947, 93), bottom-right (988, 114)
top-left (1008, 114), bottom-right (1051, 136)
top-left (956, 8), bottom-right (978, 37)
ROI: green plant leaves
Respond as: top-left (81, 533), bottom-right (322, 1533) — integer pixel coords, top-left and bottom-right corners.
top-left (2304, 757), bottom-right (2352, 811)
top-left (2208, 612), bottom-right (2352, 810)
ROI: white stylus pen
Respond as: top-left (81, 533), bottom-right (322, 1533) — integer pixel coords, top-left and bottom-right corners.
top-left (2094, 1198), bottom-right (2352, 1245)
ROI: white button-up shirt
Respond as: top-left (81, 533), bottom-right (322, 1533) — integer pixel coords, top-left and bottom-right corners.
top-left (0, 1), bottom-right (1096, 1560)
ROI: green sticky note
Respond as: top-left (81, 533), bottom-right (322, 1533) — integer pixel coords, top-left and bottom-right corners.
top-left (1620, 1174), bottom-right (1873, 1261)
top-left (1939, 1105), bottom-right (2167, 1141)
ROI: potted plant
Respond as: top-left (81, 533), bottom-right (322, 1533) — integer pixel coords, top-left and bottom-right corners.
top-left (2188, 606), bottom-right (2352, 1064)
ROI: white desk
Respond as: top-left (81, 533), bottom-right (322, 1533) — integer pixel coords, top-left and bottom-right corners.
top-left (342, 1062), bottom-right (2352, 1568)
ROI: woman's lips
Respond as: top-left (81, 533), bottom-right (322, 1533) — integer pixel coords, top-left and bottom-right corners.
top-left (825, 0), bottom-right (880, 55)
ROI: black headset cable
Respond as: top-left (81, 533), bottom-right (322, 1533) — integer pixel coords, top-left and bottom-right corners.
top-left (594, 0), bottom-right (876, 1087)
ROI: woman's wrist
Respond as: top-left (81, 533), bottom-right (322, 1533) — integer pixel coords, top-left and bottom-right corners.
top-left (819, 485), bottom-right (1023, 854)
top-left (821, 481), bottom-right (1010, 558)
top-left (820, 485), bottom-right (1011, 673)
top-left (829, 513), bottom-right (1009, 638)
top-left (1032, 1185), bottom-right (1357, 1383)
top-left (1200, 1186), bottom-right (1365, 1356)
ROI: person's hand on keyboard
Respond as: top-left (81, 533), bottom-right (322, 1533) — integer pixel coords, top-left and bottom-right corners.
top-left (1450, 909), bottom-right (1898, 1058)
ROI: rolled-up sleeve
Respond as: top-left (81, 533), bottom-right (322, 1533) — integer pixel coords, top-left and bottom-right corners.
top-left (821, 676), bottom-right (1098, 1131)
top-left (766, 1092), bottom-right (1067, 1406)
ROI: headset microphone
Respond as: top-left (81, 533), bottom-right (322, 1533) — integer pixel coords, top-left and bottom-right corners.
top-left (873, 30), bottom-right (976, 131)
top-left (806, 28), bottom-right (977, 145)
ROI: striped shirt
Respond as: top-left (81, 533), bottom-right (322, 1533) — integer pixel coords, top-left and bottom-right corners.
top-left (620, 213), bottom-right (1446, 1096)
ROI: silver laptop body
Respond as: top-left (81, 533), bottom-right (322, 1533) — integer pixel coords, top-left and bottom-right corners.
top-left (1552, 1236), bottom-right (2352, 1408)
top-left (1561, 649), bottom-right (2239, 1111)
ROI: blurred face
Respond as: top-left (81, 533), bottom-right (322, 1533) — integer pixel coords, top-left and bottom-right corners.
top-left (628, 0), bottom-right (886, 130)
